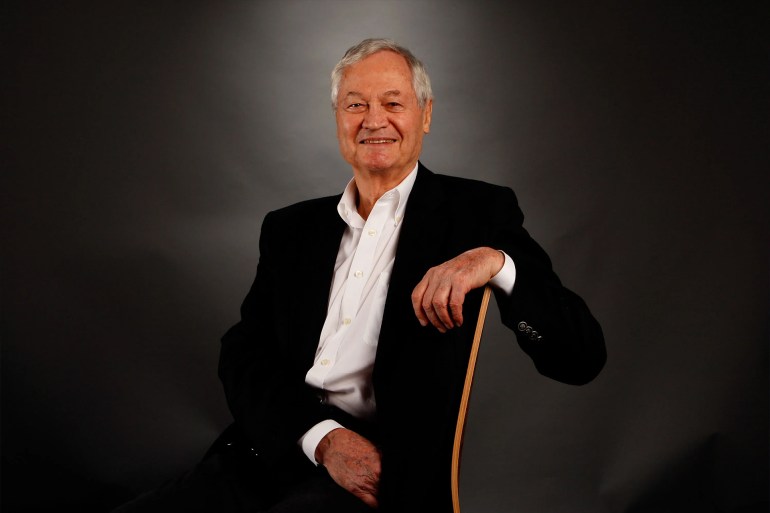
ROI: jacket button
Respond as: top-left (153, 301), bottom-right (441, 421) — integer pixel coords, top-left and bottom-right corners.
top-left (529, 331), bottom-right (539, 340)
top-left (525, 326), bottom-right (533, 335)
top-left (517, 321), bottom-right (527, 332)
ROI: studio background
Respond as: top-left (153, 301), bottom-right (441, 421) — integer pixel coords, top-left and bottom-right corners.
top-left (3, 1), bottom-right (768, 512)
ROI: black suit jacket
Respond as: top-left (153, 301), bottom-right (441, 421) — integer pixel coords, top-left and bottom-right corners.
top-left (217, 164), bottom-right (606, 511)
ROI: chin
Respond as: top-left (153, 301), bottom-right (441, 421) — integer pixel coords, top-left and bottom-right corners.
top-left (359, 157), bottom-right (397, 174)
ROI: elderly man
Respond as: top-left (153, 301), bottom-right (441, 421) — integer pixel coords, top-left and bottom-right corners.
top-left (115, 38), bottom-right (605, 513)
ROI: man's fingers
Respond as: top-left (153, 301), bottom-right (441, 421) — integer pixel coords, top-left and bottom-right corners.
top-left (411, 277), bottom-right (429, 326)
top-left (421, 299), bottom-right (445, 333)
top-left (433, 302), bottom-right (454, 330)
top-left (422, 277), bottom-right (452, 331)
top-left (356, 492), bottom-right (378, 509)
top-left (350, 474), bottom-right (379, 508)
top-left (431, 282), bottom-right (455, 330)
top-left (414, 270), bottom-right (450, 332)
top-left (413, 271), bottom-right (465, 332)
top-left (448, 289), bottom-right (465, 327)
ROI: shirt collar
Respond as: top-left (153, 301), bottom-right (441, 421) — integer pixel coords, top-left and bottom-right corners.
top-left (337, 162), bottom-right (419, 229)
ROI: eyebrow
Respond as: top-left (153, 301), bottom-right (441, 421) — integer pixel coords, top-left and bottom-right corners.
top-left (343, 90), bottom-right (403, 99)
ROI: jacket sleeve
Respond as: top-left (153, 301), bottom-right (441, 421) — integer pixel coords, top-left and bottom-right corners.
top-left (488, 186), bottom-right (606, 385)
top-left (217, 211), bottom-right (331, 466)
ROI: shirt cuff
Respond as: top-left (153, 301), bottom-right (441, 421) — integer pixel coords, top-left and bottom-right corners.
top-left (488, 251), bottom-right (516, 295)
top-left (298, 419), bottom-right (345, 465)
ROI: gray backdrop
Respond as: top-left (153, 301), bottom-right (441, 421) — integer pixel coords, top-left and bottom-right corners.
top-left (3, 1), bottom-right (768, 512)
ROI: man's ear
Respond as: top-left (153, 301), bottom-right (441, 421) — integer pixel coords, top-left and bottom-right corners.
top-left (423, 99), bottom-right (433, 134)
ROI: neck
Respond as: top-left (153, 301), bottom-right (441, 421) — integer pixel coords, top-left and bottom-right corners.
top-left (353, 162), bottom-right (416, 219)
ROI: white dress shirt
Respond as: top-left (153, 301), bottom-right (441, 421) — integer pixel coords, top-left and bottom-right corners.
top-left (299, 164), bottom-right (517, 463)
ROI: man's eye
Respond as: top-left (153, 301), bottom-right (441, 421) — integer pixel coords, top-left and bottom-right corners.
top-left (347, 103), bottom-right (365, 109)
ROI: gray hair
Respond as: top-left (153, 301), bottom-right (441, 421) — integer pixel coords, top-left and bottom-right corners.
top-left (330, 38), bottom-right (433, 110)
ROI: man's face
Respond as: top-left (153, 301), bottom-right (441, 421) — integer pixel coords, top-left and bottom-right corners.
top-left (335, 51), bottom-right (432, 178)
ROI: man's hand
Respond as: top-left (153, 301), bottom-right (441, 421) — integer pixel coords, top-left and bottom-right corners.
top-left (411, 247), bottom-right (504, 332)
top-left (315, 428), bottom-right (381, 508)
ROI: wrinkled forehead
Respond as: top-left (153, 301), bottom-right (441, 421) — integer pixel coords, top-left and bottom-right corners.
top-left (338, 52), bottom-right (417, 101)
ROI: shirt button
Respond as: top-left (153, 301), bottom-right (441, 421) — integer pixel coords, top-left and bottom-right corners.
top-left (320, 358), bottom-right (330, 366)
top-left (354, 270), bottom-right (363, 278)
top-left (342, 318), bottom-right (352, 325)
top-left (367, 229), bottom-right (376, 236)
top-left (395, 215), bottom-right (402, 223)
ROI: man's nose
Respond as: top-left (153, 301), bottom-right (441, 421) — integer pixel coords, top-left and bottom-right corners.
top-left (362, 104), bottom-right (387, 130)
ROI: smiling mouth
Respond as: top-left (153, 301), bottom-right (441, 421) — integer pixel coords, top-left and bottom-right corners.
top-left (361, 138), bottom-right (397, 144)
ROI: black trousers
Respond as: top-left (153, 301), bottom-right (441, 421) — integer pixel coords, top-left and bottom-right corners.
top-left (111, 438), bottom-right (372, 513)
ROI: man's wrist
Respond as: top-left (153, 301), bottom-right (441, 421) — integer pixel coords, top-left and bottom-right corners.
top-left (488, 250), bottom-right (516, 295)
top-left (489, 247), bottom-right (505, 277)
top-left (314, 427), bottom-right (344, 464)
top-left (298, 419), bottom-right (345, 465)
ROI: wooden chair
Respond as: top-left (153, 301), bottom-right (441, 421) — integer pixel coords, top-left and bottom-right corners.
top-left (451, 285), bottom-right (493, 513)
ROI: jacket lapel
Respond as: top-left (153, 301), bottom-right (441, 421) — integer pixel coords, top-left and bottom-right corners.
top-left (374, 164), bottom-right (450, 367)
top-left (389, 163), bottom-right (448, 294)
